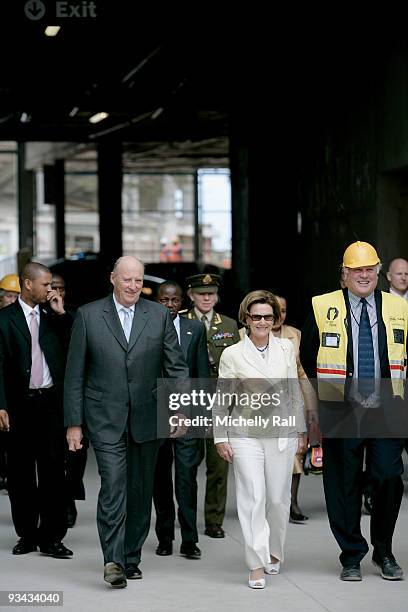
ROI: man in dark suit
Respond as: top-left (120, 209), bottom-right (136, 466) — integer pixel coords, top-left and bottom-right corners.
top-left (153, 281), bottom-right (210, 559)
top-left (181, 273), bottom-right (240, 538)
top-left (51, 273), bottom-right (87, 529)
top-left (300, 241), bottom-right (407, 582)
top-left (0, 262), bottom-right (73, 558)
top-left (64, 256), bottom-right (189, 589)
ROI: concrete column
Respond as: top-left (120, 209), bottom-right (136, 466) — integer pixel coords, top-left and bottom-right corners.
top-left (97, 142), bottom-right (123, 268)
top-left (54, 160), bottom-right (66, 259)
top-left (17, 143), bottom-right (34, 268)
top-left (230, 139), bottom-right (250, 295)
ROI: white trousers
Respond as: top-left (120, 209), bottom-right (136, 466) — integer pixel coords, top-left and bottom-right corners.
top-left (230, 437), bottom-right (297, 570)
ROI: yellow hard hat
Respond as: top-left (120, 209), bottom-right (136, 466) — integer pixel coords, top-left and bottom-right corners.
top-left (0, 274), bottom-right (21, 293)
top-left (342, 241), bottom-right (380, 268)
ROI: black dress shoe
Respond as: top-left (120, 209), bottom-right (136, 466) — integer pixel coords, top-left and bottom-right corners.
top-left (204, 524), bottom-right (225, 538)
top-left (104, 562), bottom-right (127, 588)
top-left (156, 542), bottom-right (173, 556)
top-left (180, 543), bottom-right (201, 559)
top-left (340, 564), bottom-right (362, 581)
top-left (289, 510), bottom-right (309, 523)
top-left (12, 538), bottom-right (37, 555)
top-left (67, 501), bottom-right (77, 528)
top-left (39, 540), bottom-right (73, 559)
top-left (125, 564), bottom-right (143, 579)
top-left (372, 554), bottom-right (403, 580)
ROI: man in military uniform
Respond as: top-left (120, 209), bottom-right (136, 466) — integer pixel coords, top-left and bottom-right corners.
top-left (181, 273), bottom-right (240, 538)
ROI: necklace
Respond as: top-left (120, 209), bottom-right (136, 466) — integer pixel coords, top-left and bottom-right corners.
top-left (255, 344), bottom-right (268, 352)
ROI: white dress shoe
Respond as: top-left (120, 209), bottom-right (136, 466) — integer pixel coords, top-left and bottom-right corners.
top-left (265, 561), bottom-right (280, 575)
top-left (248, 572), bottom-right (266, 589)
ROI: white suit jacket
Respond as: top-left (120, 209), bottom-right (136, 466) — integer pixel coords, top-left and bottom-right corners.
top-left (213, 333), bottom-right (306, 450)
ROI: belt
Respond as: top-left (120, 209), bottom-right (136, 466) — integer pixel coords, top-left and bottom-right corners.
top-left (27, 386), bottom-right (54, 397)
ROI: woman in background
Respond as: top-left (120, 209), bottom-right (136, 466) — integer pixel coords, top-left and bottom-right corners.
top-left (272, 294), bottom-right (318, 523)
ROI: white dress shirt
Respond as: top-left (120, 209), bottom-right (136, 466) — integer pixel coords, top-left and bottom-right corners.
top-left (390, 286), bottom-right (408, 301)
top-left (18, 297), bottom-right (53, 388)
top-left (173, 314), bottom-right (181, 344)
top-left (113, 294), bottom-right (135, 334)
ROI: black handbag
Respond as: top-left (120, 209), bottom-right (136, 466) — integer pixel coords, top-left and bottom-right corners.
top-left (303, 444), bottom-right (323, 475)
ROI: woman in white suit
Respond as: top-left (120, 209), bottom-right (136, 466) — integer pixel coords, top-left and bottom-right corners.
top-left (214, 290), bottom-right (306, 588)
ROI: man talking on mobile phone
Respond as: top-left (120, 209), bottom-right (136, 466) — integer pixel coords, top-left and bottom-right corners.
top-left (0, 262), bottom-right (73, 559)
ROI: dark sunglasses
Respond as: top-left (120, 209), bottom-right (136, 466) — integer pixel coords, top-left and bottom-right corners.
top-left (247, 313), bottom-right (274, 322)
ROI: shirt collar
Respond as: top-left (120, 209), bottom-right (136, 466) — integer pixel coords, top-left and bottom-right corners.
top-left (194, 307), bottom-right (213, 322)
top-left (390, 286), bottom-right (408, 300)
top-left (18, 296), bottom-right (40, 316)
top-left (348, 290), bottom-right (375, 308)
top-left (112, 294), bottom-right (135, 314)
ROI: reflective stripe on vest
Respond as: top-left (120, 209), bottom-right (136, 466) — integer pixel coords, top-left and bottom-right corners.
top-left (312, 290), bottom-right (408, 400)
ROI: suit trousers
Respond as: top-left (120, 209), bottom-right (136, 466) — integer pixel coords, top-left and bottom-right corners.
top-left (7, 389), bottom-right (67, 545)
top-left (323, 437), bottom-right (405, 566)
top-left (153, 437), bottom-right (200, 544)
top-left (198, 437), bottom-right (229, 526)
top-left (0, 431), bottom-right (7, 480)
top-left (92, 433), bottom-right (160, 568)
top-left (230, 437), bottom-right (297, 570)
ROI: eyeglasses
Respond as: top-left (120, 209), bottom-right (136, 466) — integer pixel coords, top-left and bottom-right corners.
top-left (247, 313), bottom-right (274, 322)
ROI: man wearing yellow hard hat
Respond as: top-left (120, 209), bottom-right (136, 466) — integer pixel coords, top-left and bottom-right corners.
top-left (300, 241), bottom-right (407, 582)
top-left (0, 274), bottom-right (21, 309)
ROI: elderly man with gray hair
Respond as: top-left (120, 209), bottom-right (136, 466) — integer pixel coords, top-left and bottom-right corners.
top-left (64, 256), bottom-right (189, 589)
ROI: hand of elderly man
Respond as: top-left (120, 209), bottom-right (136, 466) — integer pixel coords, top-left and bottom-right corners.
top-left (66, 426), bottom-right (83, 451)
top-left (0, 409), bottom-right (9, 432)
top-left (215, 441), bottom-right (234, 463)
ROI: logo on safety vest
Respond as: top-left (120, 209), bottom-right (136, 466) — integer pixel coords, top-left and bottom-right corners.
top-left (327, 307), bottom-right (339, 321)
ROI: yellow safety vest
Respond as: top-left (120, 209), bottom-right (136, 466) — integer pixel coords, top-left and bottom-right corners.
top-left (312, 290), bottom-right (408, 400)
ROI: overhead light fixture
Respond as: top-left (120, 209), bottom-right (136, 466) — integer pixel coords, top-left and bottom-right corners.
top-left (20, 112), bottom-right (31, 123)
top-left (44, 25), bottom-right (61, 37)
top-left (151, 107), bottom-right (164, 120)
top-left (89, 112), bottom-right (109, 124)
top-left (122, 46), bottom-right (162, 85)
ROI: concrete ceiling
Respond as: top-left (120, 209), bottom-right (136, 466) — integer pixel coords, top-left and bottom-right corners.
top-left (0, 2), bottom-right (235, 169)
top-left (0, 5), bottom-right (404, 170)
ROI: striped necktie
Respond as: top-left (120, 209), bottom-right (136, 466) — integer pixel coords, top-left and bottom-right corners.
top-left (358, 298), bottom-right (375, 397)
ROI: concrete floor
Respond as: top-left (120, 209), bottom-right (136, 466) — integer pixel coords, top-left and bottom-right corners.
top-left (0, 450), bottom-right (407, 612)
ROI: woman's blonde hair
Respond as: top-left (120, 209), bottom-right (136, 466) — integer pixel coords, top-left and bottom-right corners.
top-left (238, 290), bottom-right (281, 330)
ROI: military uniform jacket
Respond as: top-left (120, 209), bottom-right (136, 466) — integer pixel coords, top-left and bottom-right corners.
top-left (181, 308), bottom-right (240, 375)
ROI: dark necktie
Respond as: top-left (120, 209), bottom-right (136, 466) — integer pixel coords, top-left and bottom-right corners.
top-left (358, 297), bottom-right (375, 397)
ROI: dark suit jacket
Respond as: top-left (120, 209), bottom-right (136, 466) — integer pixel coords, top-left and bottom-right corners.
top-left (64, 295), bottom-right (190, 444)
top-left (179, 317), bottom-right (210, 378)
top-left (0, 300), bottom-right (71, 426)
